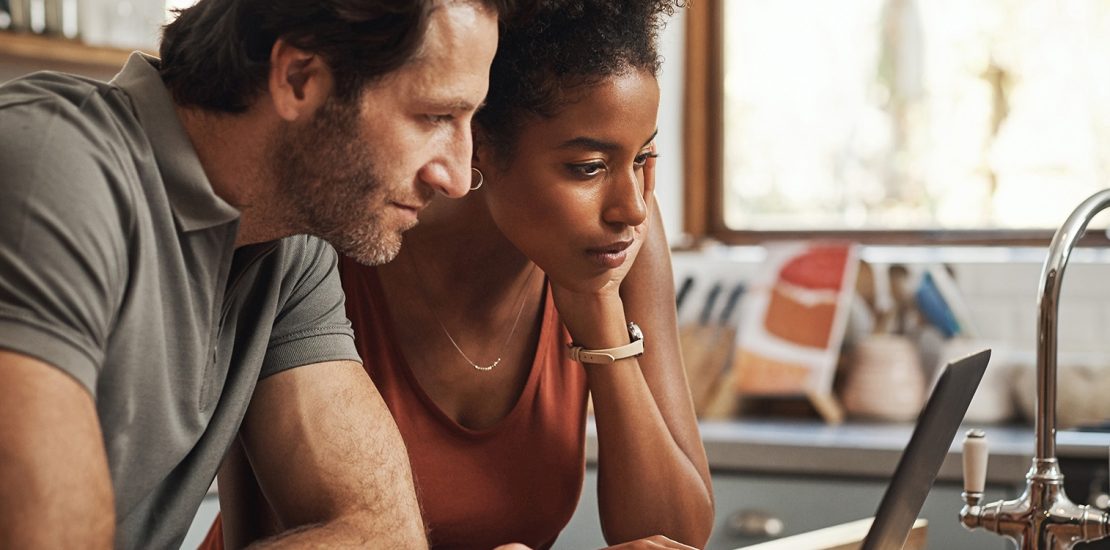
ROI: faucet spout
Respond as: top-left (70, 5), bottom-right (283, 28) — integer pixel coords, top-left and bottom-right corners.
top-left (1036, 189), bottom-right (1110, 461)
top-left (960, 188), bottom-right (1110, 549)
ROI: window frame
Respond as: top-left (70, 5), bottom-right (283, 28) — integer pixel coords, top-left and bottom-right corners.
top-left (681, 0), bottom-right (1106, 247)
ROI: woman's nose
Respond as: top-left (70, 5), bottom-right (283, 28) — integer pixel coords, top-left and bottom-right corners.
top-left (602, 168), bottom-right (649, 227)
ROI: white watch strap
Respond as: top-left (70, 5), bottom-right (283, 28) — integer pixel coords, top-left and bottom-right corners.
top-left (568, 338), bottom-right (645, 364)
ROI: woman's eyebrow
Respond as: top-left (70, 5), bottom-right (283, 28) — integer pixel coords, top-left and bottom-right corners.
top-left (558, 136), bottom-right (620, 152)
top-left (558, 129), bottom-right (660, 153)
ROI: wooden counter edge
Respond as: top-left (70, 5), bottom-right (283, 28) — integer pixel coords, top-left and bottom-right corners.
top-left (736, 517), bottom-right (927, 550)
top-left (0, 32), bottom-right (138, 69)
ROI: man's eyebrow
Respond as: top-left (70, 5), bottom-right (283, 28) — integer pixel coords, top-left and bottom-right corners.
top-left (558, 129), bottom-right (660, 152)
top-left (426, 98), bottom-right (482, 112)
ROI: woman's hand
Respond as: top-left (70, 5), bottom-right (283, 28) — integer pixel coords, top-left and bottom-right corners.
top-left (491, 534), bottom-right (696, 550)
top-left (601, 534), bottom-right (699, 549)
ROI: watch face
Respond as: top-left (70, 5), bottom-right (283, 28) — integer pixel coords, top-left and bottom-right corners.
top-left (628, 322), bottom-right (643, 342)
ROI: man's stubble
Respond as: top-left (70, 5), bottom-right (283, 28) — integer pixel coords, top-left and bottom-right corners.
top-left (272, 97), bottom-right (410, 266)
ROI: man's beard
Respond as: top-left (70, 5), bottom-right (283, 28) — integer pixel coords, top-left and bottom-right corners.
top-left (272, 97), bottom-right (408, 266)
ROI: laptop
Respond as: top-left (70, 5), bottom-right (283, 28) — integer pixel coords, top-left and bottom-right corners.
top-left (734, 349), bottom-right (991, 550)
top-left (858, 348), bottom-right (991, 550)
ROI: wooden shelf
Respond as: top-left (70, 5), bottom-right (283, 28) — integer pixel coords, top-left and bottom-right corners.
top-left (0, 32), bottom-right (136, 69)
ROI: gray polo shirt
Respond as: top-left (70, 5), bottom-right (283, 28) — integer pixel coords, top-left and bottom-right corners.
top-left (0, 54), bottom-right (362, 548)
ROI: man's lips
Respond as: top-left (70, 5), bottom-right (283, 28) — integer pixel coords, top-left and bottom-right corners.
top-left (392, 201), bottom-right (425, 212)
top-left (389, 201), bottom-right (426, 228)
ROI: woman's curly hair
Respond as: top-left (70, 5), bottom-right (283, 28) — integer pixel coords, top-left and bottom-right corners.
top-left (475, 0), bottom-right (682, 161)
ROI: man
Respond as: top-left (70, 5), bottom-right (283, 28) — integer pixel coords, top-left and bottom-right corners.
top-left (0, 0), bottom-right (505, 547)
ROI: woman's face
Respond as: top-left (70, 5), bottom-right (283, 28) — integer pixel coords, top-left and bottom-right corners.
top-left (479, 69), bottom-right (661, 289)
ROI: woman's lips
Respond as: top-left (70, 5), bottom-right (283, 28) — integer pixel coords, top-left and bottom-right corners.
top-left (586, 240), bottom-right (633, 269)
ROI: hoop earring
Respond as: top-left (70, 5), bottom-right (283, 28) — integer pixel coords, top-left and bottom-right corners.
top-left (470, 167), bottom-right (485, 191)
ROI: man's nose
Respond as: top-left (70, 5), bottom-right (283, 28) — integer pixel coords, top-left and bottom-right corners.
top-left (421, 134), bottom-right (473, 199)
top-left (419, 163), bottom-right (470, 198)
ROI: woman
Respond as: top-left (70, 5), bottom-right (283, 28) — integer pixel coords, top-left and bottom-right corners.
top-left (206, 0), bottom-right (712, 548)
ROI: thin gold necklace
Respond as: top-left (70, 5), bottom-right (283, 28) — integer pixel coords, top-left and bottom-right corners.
top-left (408, 253), bottom-right (538, 372)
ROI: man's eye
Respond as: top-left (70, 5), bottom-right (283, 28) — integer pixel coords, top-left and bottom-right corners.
top-left (568, 162), bottom-right (606, 178)
top-left (425, 114), bottom-right (454, 124)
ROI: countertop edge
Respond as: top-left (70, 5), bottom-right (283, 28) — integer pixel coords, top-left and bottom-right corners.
top-left (585, 419), bottom-right (1110, 484)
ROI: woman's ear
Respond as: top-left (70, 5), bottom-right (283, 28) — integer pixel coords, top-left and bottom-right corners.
top-left (267, 38), bottom-right (334, 122)
top-left (472, 127), bottom-right (509, 175)
top-left (471, 129), bottom-right (491, 171)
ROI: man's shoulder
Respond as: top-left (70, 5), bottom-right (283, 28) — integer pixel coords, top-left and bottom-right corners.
top-left (2, 70), bottom-right (114, 109)
top-left (271, 235), bottom-right (339, 273)
top-left (0, 71), bottom-right (138, 147)
top-left (0, 72), bottom-right (146, 250)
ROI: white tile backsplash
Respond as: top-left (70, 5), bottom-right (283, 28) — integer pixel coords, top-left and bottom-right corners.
top-left (965, 299), bottom-right (1019, 343)
top-left (954, 263), bottom-right (1043, 298)
top-left (672, 245), bottom-right (1110, 358)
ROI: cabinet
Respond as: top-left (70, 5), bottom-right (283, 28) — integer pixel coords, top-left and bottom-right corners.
top-left (555, 469), bottom-right (1015, 549)
top-left (0, 32), bottom-right (132, 81)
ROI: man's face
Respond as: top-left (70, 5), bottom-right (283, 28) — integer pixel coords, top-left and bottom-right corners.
top-left (275, 1), bottom-right (499, 265)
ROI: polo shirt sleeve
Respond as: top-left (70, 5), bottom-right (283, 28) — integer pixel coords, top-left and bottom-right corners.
top-left (260, 236), bottom-right (362, 378)
top-left (0, 91), bottom-right (129, 396)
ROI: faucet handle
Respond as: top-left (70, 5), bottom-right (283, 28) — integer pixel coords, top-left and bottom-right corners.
top-left (962, 429), bottom-right (988, 506)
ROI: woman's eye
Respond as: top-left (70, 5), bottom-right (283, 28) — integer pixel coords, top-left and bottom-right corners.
top-left (569, 162), bottom-right (607, 178)
top-left (634, 151), bottom-right (660, 167)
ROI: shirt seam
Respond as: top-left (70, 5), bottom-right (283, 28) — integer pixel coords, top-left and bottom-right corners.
top-left (266, 325), bottom-right (355, 349)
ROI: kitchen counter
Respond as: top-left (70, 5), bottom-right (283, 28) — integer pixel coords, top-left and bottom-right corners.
top-left (585, 418), bottom-right (1110, 484)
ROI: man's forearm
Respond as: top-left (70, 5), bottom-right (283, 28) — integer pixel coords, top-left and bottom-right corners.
top-left (237, 362), bottom-right (428, 550)
top-left (248, 513), bottom-right (427, 549)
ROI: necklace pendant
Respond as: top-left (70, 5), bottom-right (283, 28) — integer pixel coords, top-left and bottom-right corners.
top-left (410, 253), bottom-right (537, 374)
top-left (472, 357), bottom-right (500, 372)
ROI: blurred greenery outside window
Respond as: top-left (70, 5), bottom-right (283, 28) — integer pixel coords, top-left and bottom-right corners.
top-left (720, 0), bottom-right (1110, 235)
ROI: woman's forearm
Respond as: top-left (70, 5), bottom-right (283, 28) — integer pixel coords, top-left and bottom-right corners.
top-left (588, 357), bottom-right (714, 547)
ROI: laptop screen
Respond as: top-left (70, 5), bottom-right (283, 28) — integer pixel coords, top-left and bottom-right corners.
top-left (860, 348), bottom-right (991, 550)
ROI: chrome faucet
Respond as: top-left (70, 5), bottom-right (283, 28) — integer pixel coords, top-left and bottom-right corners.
top-left (959, 189), bottom-right (1110, 549)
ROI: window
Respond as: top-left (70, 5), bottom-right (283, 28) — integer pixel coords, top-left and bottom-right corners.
top-left (685, 0), bottom-right (1110, 243)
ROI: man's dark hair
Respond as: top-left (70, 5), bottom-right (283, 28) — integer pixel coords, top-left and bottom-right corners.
top-left (160, 0), bottom-right (513, 113)
top-left (475, 0), bottom-right (681, 161)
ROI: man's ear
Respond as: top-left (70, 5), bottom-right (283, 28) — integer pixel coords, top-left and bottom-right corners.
top-left (268, 38), bottom-right (333, 121)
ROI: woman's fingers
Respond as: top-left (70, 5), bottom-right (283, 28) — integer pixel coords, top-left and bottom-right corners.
top-left (603, 534), bottom-right (699, 549)
top-left (643, 144), bottom-right (658, 199)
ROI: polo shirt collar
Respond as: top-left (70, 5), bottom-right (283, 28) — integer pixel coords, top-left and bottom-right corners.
top-left (110, 53), bottom-right (240, 232)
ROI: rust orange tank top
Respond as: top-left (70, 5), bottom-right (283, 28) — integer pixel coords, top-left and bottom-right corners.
top-left (341, 259), bottom-right (590, 549)
top-left (200, 260), bottom-right (589, 550)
